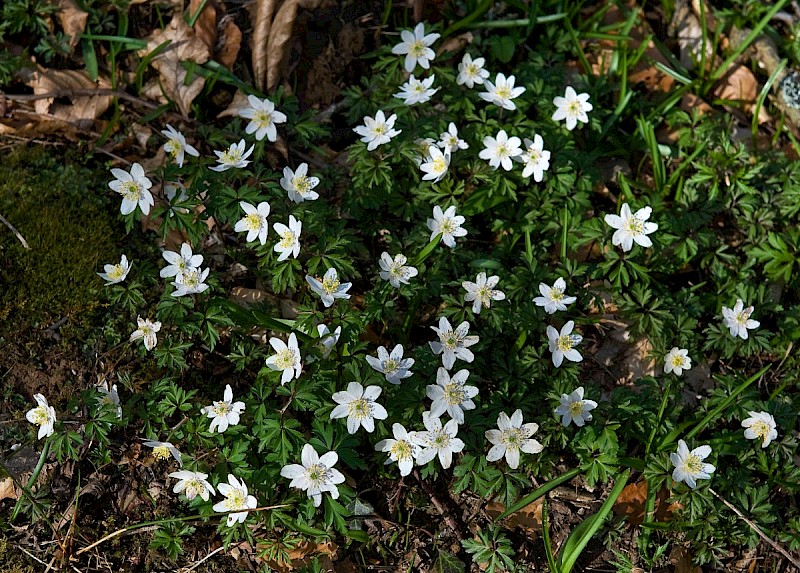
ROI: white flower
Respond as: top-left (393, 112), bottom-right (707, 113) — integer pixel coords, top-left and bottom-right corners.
top-left (168, 470), bottom-right (214, 501)
top-left (281, 444), bottom-right (346, 507)
top-left (273, 215), bottom-right (302, 261)
top-left (378, 252), bottom-right (418, 288)
top-left (485, 410), bottom-right (543, 469)
top-left (426, 367), bottom-right (478, 424)
top-left (366, 344), bottom-right (414, 384)
top-left (391, 22), bottom-right (440, 72)
top-left (721, 299), bottom-right (760, 340)
top-left (664, 347), bottom-right (692, 376)
top-left (547, 321), bottom-right (583, 367)
top-left (517, 135), bottom-right (551, 181)
top-left (201, 384), bottom-right (245, 434)
top-left (265, 333), bottom-right (302, 384)
top-left (213, 474), bottom-right (257, 526)
top-left (554, 387), bottom-right (597, 427)
top-left (330, 382), bottom-right (388, 434)
top-left (143, 439), bottom-right (182, 465)
top-left (98, 254), bottom-right (132, 285)
top-left (427, 205), bottom-right (467, 248)
top-left (552, 86), bottom-right (593, 130)
top-left (239, 95), bottom-right (287, 142)
top-left (353, 110), bottom-right (401, 151)
top-left (375, 423), bottom-right (420, 476)
top-left (419, 145), bottom-right (450, 182)
top-left (742, 411), bottom-right (778, 448)
top-left (160, 243), bottom-right (203, 279)
top-left (210, 139), bottom-right (254, 172)
top-left (456, 53), bottom-right (489, 88)
top-left (479, 73), bottom-right (525, 110)
top-left (429, 317), bottom-right (479, 370)
top-left (26, 394), bottom-right (56, 440)
top-left (130, 316), bottom-right (161, 351)
top-left (161, 124), bottom-right (199, 167)
top-left (172, 266), bottom-right (210, 297)
top-left (95, 379), bottom-right (122, 419)
top-left (306, 268), bottom-right (352, 308)
top-left (413, 411), bottom-right (464, 470)
top-left (533, 278), bottom-right (576, 314)
top-left (604, 203), bottom-right (658, 252)
top-left (280, 163), bottom-right (320, 203)
top-left (234, 201), bottom-right (271, 245)
top-left (462, 272), bottom-right (505, 314)
top-left (108, 162), bottom-right (154, 216)
top-left (479, 130), bottom-right (522, 171)
top-left (670, 439), bottom-right (715, 489)
top-left (313, 324), bottom-right (341, 360)
top-left (438, 122), bottom-right (469, 153)
top-left (394, 75), bottom-right (439, 105)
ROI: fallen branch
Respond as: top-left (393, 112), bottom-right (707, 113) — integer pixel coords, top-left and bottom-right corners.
top-left (0, 212), bottom-right (30, 249)
top-left (709, 488), bottom-right (800, 569)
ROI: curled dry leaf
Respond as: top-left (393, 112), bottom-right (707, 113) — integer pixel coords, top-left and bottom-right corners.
top-left (485, 499), bottom-right (543, 537)
top-left (713, 64), bottom-right (770, 124)
top-left (266, 0), bottom-right (300, 91)
top-left (217, 89), bottom-right (250, 118)
top-left (251, 0), bottom-right (276, 91)
top-left (57, 0), bottom-right (88, 49)
top-left (138, 14), bottom-right (212, 116)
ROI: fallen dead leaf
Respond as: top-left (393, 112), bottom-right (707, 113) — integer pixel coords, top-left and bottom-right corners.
top-left (190, 0), bottom-right (217, 53)
top-left (58, 0), bottom-right (88, 48)
top-left (669, 0), bottom-right (714, 72)
top-left (218, 89), bottom-right (250, 118)
top-left (217, 17), bottom-right (243, 70)
top-left (594, 318), bottom-right (656, 383)
top-left (713, 64), bottom-right (770, 124)
top-left (670, 545), bottom-right (703, 573)
top-left (437, 31), bottom-right (474, 56)
top-left (613, 480), bottom-right (678, 526)
top-left (21, 68), bottom-right (112, 129)
top-left (485, 498), bottom-right (543, 537)
top-left (138, 13), bottom-right (212, 116)
top-left (252, 0), bottom-right (276, 91)
top-left (230, 287), bottom-right (268, 307)
top-left (256, 539), bottom-right (337, 571)
top-left (0, 477), bottom-right (18, 501)
top-left (267, 0), bottom-right (301, 91)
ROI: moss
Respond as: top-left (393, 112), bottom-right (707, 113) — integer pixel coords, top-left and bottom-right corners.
top-left (0, 146), bottom-right (122, 335)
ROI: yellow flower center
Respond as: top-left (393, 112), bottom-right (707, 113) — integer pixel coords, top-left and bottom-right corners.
top-left (212, 401), bottom-right (232, 416)
top-left (433, 432), bottom-right (451, 448)
top-left (567, 100), bottom-right (582, 116)
top-left (307, 464), bottom-right (328, 485)
top-left (466, 64), bottom-right (478, 76)
top-left (439, 218), bottom-right (456, 235)
top-left (348, 398), bottom-right (371, 420)
top-left (557, 335), bottom-right (575, 352)
top-left (684, 454), bottom-right (703, 474)
top-left (568, 401), bottom-right (584, 417)
top-left (292, 175), bottom-right (311, 194)
top-left (107, 265), bottom-right (125, 280)
top-left (550, 288), bottom-right (564, 302)
top-left (226, 489), bottom-right (246, 510)
top-left (627, 217), bottom-right (645, 235)
top-left (245, 213), bottom-right (263, 231)
top-left (410, 41), bottom-right (426, 57)
top-left (442, 331), bottom-right (460, 350)
top-left (222, 148), bottom-right (242, 164)
top-left (120, 180), bottom-right (142, 201)
top-left (432, 157), bottom-right (447, 172)
top-left (153, 446), bottom-right (171, 460)
top-left (443, 382), bottom-right (466, 405)
top-left (383, 358), bottom-right (399, 374)
top-left (279, 231), bottom-right (296, 249)
top-left (495, 144), bottom-right (509, 159)
top-left (735, 309), bottom-right (752, 326)
top-left (30, 407), bottom-right (49, 425)
top-left (275, 348), bottom-right (296, 370)
top-left (165, 139), bottom-right (182, 157)
top-left (253, 110), bottom-right (272, 129)
top-left (390, 440), bottom-right (412, 460)
top-left (751, 420), bottom-right (771, 441)
top-left (501, 428), bottom-right (524, 449)
top-left (495, 86), bottom-right (511, 99)
top-left (671, 355), bottom-right (685, 367)
top-left (321, 276), bottom-right (340, 294)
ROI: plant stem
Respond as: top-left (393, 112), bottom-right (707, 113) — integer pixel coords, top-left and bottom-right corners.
top-left (10, 440), bottom-right (50, 523)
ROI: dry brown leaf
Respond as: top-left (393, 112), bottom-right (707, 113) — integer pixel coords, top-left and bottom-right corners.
top-left (23, 68), bottom-right (112, 129)
top-left (190, 0), bottom-right (217, 53)
top-left (138, 14), bottom-right (211, 116)
top-left (0, 477), bottom-right (18, 501)
top-left (256, 539), bottom-right (337, 571)
top-left (670, 545), bottom-right (703, 573)
top-left (266, 0), bottom-right (300, 91)
top-left (230, 287), bottom-right (268, 307)
top-left (58, 0), bottom-right (88, 48)
top-left (594, 318), bottom-right (656, 383)
top-left (217, 17), bottom-right (243, 70)
top-left (669, 0), bottom-right (714, 72)
top-left (713, 64), bottom-right (770, 124)
top-left (485, 498), bottom-right (543, 537)
top-left (252, 0), bottom-right (276, 91)
top-left (437, 31), bottom-right (473, 56)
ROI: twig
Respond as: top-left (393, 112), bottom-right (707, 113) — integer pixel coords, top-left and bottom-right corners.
top-left (17, 545), bottom-right (49, 567)
top-left (709, 488), bottom-right (800, 569)
top-left (0, 212), bottom-right (30, 249)
top-left (1, 89), bottom-right (160, 109)
top-left (178, 544), bottom-right (227, 573)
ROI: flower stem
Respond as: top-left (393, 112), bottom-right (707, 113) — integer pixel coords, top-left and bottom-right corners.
top-left (10, 440), bottom-right (50, 523)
